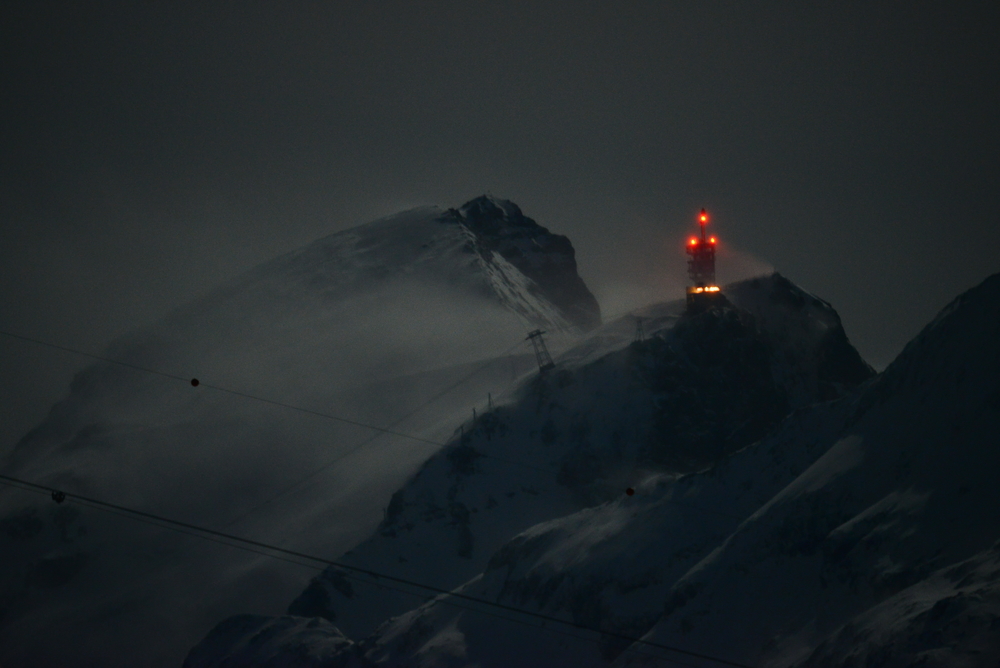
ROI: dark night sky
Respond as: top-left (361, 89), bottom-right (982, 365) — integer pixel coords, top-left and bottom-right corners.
top-left (2, 1), bottom-right (998, 446)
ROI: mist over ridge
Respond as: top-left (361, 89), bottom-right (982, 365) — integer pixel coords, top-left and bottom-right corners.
top-left (0, 196), bottom-right (602, 668)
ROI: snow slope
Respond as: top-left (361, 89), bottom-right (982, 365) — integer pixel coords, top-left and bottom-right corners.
top-left (296, 272), bottom-right (1000, 668)
top-left (184, 273), bottom-right (875, 666)
top-left (0, 197), bottom-right (598, 668)
top-left (613, 272), bottom-right (1000, 667)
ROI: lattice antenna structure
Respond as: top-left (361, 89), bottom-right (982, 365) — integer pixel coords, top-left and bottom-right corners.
top-left (685, 208), bottom-right (717, 288)
top-left (526, 329), bottom-right (555, 372)
top-left (684, 208), bottom-right (723, 312)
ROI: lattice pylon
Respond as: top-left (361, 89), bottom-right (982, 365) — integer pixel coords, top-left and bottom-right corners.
top-left (526, 329), bottom-right (555, 372)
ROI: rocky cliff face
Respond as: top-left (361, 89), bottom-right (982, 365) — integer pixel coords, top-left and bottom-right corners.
top-left (444, 196), bottom-right (601, 331)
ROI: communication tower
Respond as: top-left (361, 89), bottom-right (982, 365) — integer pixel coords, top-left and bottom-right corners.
top-left (685, 208), bottom-right (723, 312)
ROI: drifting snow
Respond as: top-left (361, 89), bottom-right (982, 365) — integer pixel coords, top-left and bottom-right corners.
top-left (0, 197), bottom-right (598, 668)
top-left (186, 272), bottom-right (879, 667)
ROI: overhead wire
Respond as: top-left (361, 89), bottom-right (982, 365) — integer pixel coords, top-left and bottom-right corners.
top-left (1, 319), bottom-right (753, 645)
top-left (0, 328), bottom-right (439, 443)
top-left (1, 236), bottom-right (756, 664)
top-left (0, 327), bottom-right (746, 522)
top-left (0, 322), bottom-right (754, 657)
top-left (223, 338), bottom-right (531, 529)
top-left (0, 488), bottom-right (701, 668)
top-left (0, 328), bottom-right (543, 474)
top-left (0, 337), bottom-right (702, 666)
top-left (0, 329), bottom-right (193, 383)
top-left (0, 326), bottom-right (566, 478)
top-left (0, 473), bottom-right (757, 668)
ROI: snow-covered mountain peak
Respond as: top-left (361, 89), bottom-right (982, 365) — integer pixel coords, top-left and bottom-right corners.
top-left (562, 272), bottom-right (872, 408)
top-left (456, 194), bottom-right (525, 222)
top-left (725, 273), bottom-right (875, 405)
top-left (444, 195), bottom-right (602, 331)
top-left (0, 199), bottom-right (599, 667)
top-left (233, 198), bottom-right (599, 333)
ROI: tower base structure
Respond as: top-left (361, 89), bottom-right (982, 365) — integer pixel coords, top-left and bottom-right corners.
top-left (686, 285), bottom-right (724, 314)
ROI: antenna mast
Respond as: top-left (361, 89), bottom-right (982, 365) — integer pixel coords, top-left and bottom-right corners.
top-left (684, 208), bottom-right (723, 313)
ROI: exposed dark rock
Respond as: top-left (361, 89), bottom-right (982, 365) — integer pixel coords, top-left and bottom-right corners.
top-left (287, 569), bottom-right (355, 623)
top-left (443, 195), bottom-right (602, 330)
top-left (446, 443), bottom-right (483, 477)
top-left (641, 304), bottom-right (788, 471)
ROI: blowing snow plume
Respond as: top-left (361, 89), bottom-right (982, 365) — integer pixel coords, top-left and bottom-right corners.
top-left (0, 196), bottom-right (599, 668)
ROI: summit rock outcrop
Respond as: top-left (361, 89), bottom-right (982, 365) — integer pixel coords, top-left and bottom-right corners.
top-left (445, 195), bottom-right (601, 331)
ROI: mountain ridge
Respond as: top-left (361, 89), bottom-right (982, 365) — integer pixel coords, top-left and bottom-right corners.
top-left (290, 270), bottom-right (994, 668)
top-left (445, 195), bottom-right (601, 331)
top-left (183, 272), bottom-right (880, 666)
top-left (0, 197), bottom-right (601, 668)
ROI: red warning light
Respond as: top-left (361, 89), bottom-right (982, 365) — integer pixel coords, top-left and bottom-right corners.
top-left (709, 237), bottom-right (716, 244)
top-left (699, 211), bottom-right (708, 223)
top-left (689, 238), bottom-right (698, 246)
